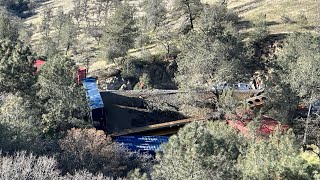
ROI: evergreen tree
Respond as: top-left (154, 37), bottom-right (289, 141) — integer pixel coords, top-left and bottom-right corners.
top-left (59, 13), bottom-right (78, 55)
top-left (0, 40), bottom-right (36, 97)
top-left (172, 0), bottom-right (203, 33)
top-left (276, 33), bottom-right (320, 101)
top-left (0, 10), bottom-right (19, 41)
top-left (37, 56), bottom-right (89, 135)
top-left (152, 121), bottom-right (244, 180)
top-left (52, 7), bottom-right (66, 47)
top-left (38, 5), bottom-right (58, 58)
top-left (237, 130), bottom-right (311, 179)
top-left (175, 4), bottom-right (247, 90)
top-left (102, 2), bottom-right (137, 61)
top-left (39, 5), bottom-right (53, 39)
top-left (142, 0), bottom-right (167, 31)
top-left (0, 95), bottom-right (41, 152)
top-left (274, 33), bottom-right (320, 144)
top-left (261, 81), bottom-right (299, 122)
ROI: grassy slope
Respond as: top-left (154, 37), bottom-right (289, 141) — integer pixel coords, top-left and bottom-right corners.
top-left (206, 0), bottom-right (319, 34)
top-left (25, 0), bottom-right (74, 24)
top-left (25, 0), bottom-right (75, 50)
top-left (27, 0), bottom-right (320, 36)
top-left (25, 0), bottom-right (319, 72)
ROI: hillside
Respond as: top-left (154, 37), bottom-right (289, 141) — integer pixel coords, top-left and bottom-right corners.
top-left (27, 0), bottom-right (320, 33)
top-left (209, 0), bottom-right (319, 34)
top-left (2, 0), bottom-right (320, 178)
top-left (23, 0), bottom-right (320, 78)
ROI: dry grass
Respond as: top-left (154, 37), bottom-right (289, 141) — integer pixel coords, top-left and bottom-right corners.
top-left (205, 0), bottom-right (320, 34)
top-left (25, 0), bottom-right (74, 24)
top-left (89, 60), bottom-right (113, 73)
top-left (24, 0), bottom-right (319, 70)
top-left (26, 0), bottom-right (320, 37)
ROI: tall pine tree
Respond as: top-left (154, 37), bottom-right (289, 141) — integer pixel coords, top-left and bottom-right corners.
top-left (102, 2), bottom-right (137, 61)
top-left (0, 40), bottom-right (36, 97)
top-left (37, 56), bottom-right (89, 135)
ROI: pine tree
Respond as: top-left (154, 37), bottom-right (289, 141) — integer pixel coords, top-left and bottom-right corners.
top-left (152, 121), bottom-right (244, 180)
top-left (274, 33), bottom-right (320, 145)
top-left (0, 10), bottom-right (19, 41)
top-left (102, 2), bottom-right (137, 61)
top-left (0, 95), bottom-right (41, 152)
top-left (276, 33), bottom-right (320, 101)
top-left (175, 4), bottom-right (247, 90)
top-left (60, 13), bottom-right (78, 55)
top-left (172, 0), bottom-right (203, 33)
top-left (237, 130), bottom-right (311, 179)
top-left (0, 40), bottom-right (36, 97)
top-left (142, 0), bottom-right (167, 31)
top-left (37, 55), bottom-right (89, 135)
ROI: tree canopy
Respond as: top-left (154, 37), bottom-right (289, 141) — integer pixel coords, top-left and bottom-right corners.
top-left (102, 2), bottom-right (137, 61)
top-left (175, 4), bottom-right (247, 89)
top-left (37, 55), bottom-right (89, 135)
top-left (276, 33), bottom-right (320, 102)
top-left (142, 0), bottom-right (167, 31)
top-left (0, 40), bottom-right (36, 97)
top-left (172, 0), bottom-right (203, 33)
top-left (152, 121), bottom-right (245, 180)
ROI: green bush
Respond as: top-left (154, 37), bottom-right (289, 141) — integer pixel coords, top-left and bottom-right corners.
top-left (152, 121), bottom-right (245, 179)
top-left (237, 130), bottom-right (311, 179)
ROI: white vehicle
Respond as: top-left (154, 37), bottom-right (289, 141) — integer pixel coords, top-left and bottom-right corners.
top-left (232, 83), bottom-right (252, 91)
top-left (212, 82), bottom-right (253, 93)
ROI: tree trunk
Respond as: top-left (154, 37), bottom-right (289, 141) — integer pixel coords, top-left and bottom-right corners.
top-left (303, 103), bottom-right (312, 145)
top-left (186, 1), bottom-right (194, 29)
top-left (65, 43), bottom-right (70, 56)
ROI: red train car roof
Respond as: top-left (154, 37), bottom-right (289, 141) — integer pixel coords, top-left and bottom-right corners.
top-left (34, 60), bottom-right (46, 69)
top-left (227, 116), bottom-right (289, 137)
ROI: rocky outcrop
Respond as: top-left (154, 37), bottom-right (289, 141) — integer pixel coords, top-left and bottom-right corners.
top-left (104, 76), bottom-right (133, 90)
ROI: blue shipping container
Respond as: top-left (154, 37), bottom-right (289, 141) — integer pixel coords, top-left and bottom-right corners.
top-left (114, 136), bottom-right (169, 153)
top-left (82, 77), bottom-right (104, 109)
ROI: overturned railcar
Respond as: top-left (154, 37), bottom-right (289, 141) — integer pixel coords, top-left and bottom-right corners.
top-left (82, 77), bottom-right (105, 129)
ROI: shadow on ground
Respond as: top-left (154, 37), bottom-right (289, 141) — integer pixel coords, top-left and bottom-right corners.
top-left (101, 91), bottom-right (186, 134)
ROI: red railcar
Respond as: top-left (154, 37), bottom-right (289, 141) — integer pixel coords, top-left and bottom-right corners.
top-left (34, 60), bottom-right (86, 84)
top-left (77, 67), bottom-right (87, 84)
top-left (226, 116), bottom-right (289, 137)
top-left (34, 60), bottom-right (46, 73)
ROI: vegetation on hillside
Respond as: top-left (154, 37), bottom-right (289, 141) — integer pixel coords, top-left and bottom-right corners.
top-left (0, 0), bottom-right (320, 179)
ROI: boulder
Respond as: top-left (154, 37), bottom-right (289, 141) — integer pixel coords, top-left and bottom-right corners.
top-left (105, 76), bottom-right (127, 90)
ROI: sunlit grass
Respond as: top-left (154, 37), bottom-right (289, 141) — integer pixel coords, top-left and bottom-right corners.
top-left (205, 0), bottom-right (319, 34)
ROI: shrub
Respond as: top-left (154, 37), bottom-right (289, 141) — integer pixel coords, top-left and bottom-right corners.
top-left (64, 170), bottom-right (110, 180)
top-left (0, 95), bottom-right (41, 153)
top-left (134, 73), bottom-right (152, 90)
top-left (152, 121), bottom-right (245, 179)
top-left (237, 130), bottom-right (311, 179)
top-left (0, 151), bottom-right (112, 179)
top-left (0, 151), bottom-right (60, 179)
top-left (58, 128), bottom-right (153, 177)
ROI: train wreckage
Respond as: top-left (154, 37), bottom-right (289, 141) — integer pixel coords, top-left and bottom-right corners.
top-left (82, 76), bottom-right (288, 153)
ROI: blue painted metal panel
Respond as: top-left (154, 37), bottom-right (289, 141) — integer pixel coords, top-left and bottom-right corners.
top-left (114, 136), bottom-right (169, 152)
top-left (82, 77), bottom-right (104, 109)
